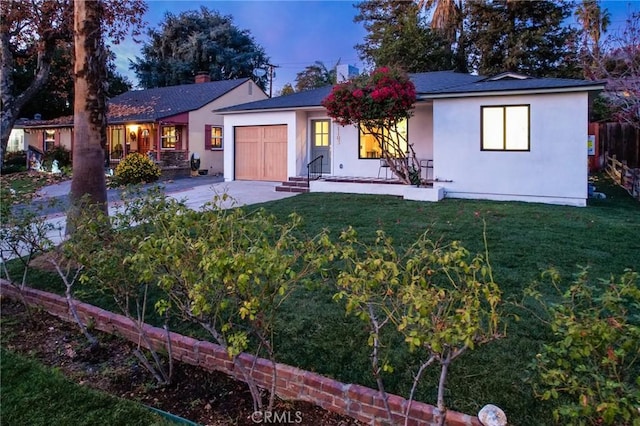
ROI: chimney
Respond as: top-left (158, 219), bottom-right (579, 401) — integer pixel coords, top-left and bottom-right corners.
top-left (195, 72), bottom-right (211, 84)
top-left (336, 65), bottom-right (359, 83)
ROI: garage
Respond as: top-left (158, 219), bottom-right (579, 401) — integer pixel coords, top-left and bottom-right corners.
top-left (234, 125), bottom-right (287, 181)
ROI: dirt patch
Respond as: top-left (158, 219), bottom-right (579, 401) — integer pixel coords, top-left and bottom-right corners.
top-left (0, 299), bottom-right (362, 426)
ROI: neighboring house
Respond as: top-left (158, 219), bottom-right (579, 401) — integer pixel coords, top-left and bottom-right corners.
top-left (106, 75), bottom-right (267, 173)
top-left (219, 71), bottom-right (605, 206)
top-left (13, 75), bottom-right (268, 174)
top-left (11, 115), bottom-right (74, 153)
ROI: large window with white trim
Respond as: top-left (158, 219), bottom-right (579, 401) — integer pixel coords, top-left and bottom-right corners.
top-left (481, 105), bottom-right (530, 151)
top-left (161, 126), bottom-right (178, 149)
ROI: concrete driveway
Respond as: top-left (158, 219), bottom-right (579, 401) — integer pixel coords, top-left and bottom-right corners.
top-left (166, 180), bottom-right (299, 210)
top-left (24, 178), bottom-right (300, 252)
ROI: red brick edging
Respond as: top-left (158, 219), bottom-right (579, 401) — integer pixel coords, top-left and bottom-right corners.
top-left (0, 281), bottom-right (481, 426)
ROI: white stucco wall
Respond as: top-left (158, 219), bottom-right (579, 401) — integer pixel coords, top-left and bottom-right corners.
top-left (433, 92), bottom-right (589, 206)
top-left (189, 81), bottom-right (268, 175)
top-left (329, 104), bottom-right (434, 178)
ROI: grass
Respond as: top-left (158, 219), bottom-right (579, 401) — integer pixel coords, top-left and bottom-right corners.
top-left (6, 173), bottom-right (639, 425)
top-left (0, 348), bottom-right (175, 425)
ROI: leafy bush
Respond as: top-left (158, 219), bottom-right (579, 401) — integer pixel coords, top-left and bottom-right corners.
top-left (130, 193), bottom-right (329, 412)
top-left (2, 151), bottom-right (27, 174)
top-left (333, 227), bottom-right (503, 424)
top-left (527, 268), bottom-right (640, 425)
top-left (113, 153), bottom-right (161, 186)
top-left (44, 146), bottom-right (71, 169)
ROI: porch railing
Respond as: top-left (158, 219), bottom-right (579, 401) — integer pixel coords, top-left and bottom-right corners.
top-left (307, 155), bottom-right (324, 185)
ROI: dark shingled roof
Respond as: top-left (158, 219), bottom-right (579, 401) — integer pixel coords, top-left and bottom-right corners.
top-left (427, 75), bottom-right (603, 95)
top-left (14, 115), bottom-right (74, 128)
top-left (219, 71), bottom-right (604, 113)
top-left (218, 86), bottom-right (333, 113)
top-left (108, 78), bottom-right (249, 123)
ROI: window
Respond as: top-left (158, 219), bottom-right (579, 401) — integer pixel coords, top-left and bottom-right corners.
top-left (161, 126), bottom-right (178, 149)
top-left (205, 125), bottom-right (223, 150)
top-left (359, 119), bottom-right (408, 159)
top-left (313, 120), bottom-right (329, 147)
top-left (44, 130), bottom-right (55, 152)
top-left (481, 105), bottom-right (530, 151)
top-left (110, 126), bottom-right (124, 159)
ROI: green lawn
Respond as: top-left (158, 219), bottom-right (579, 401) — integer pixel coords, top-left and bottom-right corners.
top-left (8, 174), bottom-right (639, 425)
top-left (260, 176), bottom-right (639, 425)
top-left (0, 348), bottom-right (174, 426)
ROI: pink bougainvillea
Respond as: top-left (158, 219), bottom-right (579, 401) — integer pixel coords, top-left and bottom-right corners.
top-left (322, 67), bottom-right (416, 128)
top-left (321, 67), bottom-right (419, 184)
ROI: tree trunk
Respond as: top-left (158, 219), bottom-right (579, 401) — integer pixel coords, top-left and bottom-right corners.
top-left (0, 30), bottom-right (54, 168)
top-left (68, 0), bottom-right (108, 235)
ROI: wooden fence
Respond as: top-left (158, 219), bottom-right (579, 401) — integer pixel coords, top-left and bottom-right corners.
top-left (592, 122), bottom-right (640, 169)
top-left (605, 154), bottom-right (640, 201)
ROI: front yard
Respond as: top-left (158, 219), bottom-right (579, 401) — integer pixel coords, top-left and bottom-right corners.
top-left (3, 173), bottom-right (639, 425)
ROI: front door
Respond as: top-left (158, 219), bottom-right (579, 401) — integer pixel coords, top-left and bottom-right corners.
top-left (310, 119), bottom-right (331, 174)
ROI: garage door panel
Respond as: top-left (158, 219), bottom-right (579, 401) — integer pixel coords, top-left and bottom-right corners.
top-left (263, 125), bottom-right (287, 142)
top-left (263, 140), bottom-right (287, 181)
top-left (235, 125), bottom-right (287, 181)
top-left (235, 141), bottom-right (260, 180)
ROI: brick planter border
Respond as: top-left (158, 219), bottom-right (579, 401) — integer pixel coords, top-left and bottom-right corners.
top-left (0, 281), bottom-right (481, 426)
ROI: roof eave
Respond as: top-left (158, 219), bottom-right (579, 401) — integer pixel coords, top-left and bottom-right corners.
top-left (218, 105), bottom-right (326, 115)
top-left (418, 84), bottom-right (606, 100)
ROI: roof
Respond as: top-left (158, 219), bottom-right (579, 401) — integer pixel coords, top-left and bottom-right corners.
top-left (16, 79), bottom-right (253, 128)
top-left (427, 74), bottom-right (604, 96)
top-left (14, 115), bottom-right (74, 128)
top-left (219, 71), bottom-right (605, 113)
top-left (218, 86), bottom-right (333, 113)
top-left (107, 78), bottom-right (250, 123)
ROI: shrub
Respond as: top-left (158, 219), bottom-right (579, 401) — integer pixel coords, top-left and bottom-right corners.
top-left (44, 146), bottom-right (71, 169)
top-left (113, 153), bottom-right (161, 186)
top-left (527, 268), bottom-right (640, 425)
top-left (2, 151), bottom-right (27, 174)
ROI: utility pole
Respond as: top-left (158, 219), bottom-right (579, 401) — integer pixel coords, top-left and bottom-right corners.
top-left (267, 63), bottom-right (280, 98)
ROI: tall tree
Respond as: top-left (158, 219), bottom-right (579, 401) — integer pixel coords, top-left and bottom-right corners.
top-left (278, 83), bottom-right (295, 96)
top-left (130, 7), bottom-right (270, 90)
top-left (294, 61), bottom-right (337, 92)
top-left (16, 46), bottom-right (132, 120)
top-left (0, 0), bottom-right (145, 167)
top-left (466, 0), bottom-right (580, 78)
top-left (575, 0), bottom-right (611, 78)
top-left (592, 12), bottom-right (640, 129)
top-left (355, 0), bottom-right (453, 72)
top-left (418, 0), bottom-right (467, 72)
top-left (68, 0), bottom-right (110, 230)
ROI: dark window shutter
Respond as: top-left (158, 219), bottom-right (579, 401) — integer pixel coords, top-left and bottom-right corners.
top-left (204, 125), bottom-right (212, 150)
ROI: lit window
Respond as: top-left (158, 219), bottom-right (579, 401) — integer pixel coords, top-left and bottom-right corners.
top-left (161, 126), bottom-right (177, 149)
top-left (110, 126), bottom-right (124, 159)
top-left (44, 130), bottom-right (55, 152)
top-left (210, 126), bottom-right (223, 150)
top-left (359, 119), bottom-right (408, 159)
top-left (481, 105), bottom-right (529, 151)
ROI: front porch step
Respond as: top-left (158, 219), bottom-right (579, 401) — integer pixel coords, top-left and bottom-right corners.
top-left (275, 177), bottom-right (310, 193)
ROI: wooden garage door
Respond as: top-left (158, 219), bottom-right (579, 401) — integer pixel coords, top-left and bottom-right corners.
top-left (235, 125), bottom-right (287, 181)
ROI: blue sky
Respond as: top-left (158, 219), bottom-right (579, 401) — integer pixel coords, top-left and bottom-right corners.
top-left (111, 0), bottom-right (639, 94)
